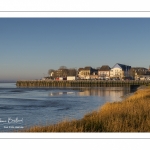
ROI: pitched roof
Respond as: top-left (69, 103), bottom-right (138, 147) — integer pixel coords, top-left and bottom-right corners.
top-left (131, 67), bottom-right (148, 70)
top-left (84, 66), bottom-right (92, 70)
top-left (112, 63), bottom-right (131, 71)
top-left (78, 66), bottom-right (93, 70)
top-left (99, 65), bottom-right (111, 71)
top-left (78, 68), bottom-right (84, 71)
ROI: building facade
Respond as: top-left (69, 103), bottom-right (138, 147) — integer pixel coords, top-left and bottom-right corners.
top-left (130, 67), bottom-right (149, 80)
top-left (110, 63), bottom-right (131, 79)
top-left (98, 65), bottom-right (111, 78)
top-left (78, 66), bottom-right (98, 79)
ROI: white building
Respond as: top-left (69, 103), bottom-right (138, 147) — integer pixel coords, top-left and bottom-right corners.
top-left (110, 63), bottom-right (131, 79)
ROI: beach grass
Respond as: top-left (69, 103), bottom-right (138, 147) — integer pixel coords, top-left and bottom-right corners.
top-left (23, 86), bottom-right (150, 132)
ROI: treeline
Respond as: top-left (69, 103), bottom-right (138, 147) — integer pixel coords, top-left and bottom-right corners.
top-left (48, 66), bottom-right (77, 78)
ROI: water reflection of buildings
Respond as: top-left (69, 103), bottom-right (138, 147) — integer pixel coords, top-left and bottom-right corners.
top-left (48, 87), bottom-right (131, 102)
top-left (49, 91), bottom-right (75, 96)
top-left (78, 87), bottom-right (130, 98)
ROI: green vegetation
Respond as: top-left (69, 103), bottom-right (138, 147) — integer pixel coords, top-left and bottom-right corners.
top-left (23, 86), bottom-right (150, 132)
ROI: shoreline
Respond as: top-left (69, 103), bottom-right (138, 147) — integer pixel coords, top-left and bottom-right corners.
top-left (120, 85), bottom-right (145, 100)
top-left (22, 85), bottom-right (150, 132)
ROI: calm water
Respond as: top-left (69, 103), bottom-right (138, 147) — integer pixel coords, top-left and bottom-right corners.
top-left (0, 83), bottom-right (132, 132)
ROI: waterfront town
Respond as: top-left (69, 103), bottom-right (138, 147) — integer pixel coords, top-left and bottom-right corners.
top-left (44, 63), bottom-right (150, 81)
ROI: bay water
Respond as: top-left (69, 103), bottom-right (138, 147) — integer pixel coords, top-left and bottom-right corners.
top-left (0, 83), bottom-right (132, 132)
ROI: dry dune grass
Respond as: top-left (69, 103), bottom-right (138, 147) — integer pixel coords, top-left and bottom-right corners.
top-left (23, 86), bottom-right (150, 132)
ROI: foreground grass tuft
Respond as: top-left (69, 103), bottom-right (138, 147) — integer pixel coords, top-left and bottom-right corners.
top-left (23, 86), bottom-right (150, 132)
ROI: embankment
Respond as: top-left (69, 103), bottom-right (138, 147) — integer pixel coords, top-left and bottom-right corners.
top-left (16, 80), bottom-right (150, 88)
top-left (22, 85), bottom-right (150, 132)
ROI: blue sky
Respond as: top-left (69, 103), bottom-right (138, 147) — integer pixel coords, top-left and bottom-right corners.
top-left (0, 18), bottom-right (150, 81)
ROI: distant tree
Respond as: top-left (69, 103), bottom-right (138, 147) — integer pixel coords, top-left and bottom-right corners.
top-left (48, 66), bottom-right (78, 78)
top-left (62, 69), bottom-right (69, 77)
top-left (129, 69), bottom-right (135, 78)
top-left (129, 68), bottom-right (145, 78)
top-left (68, 68), bottom-right (77, 76)
top-left (59, 66), bottom-right (67, 70)
top-left (48, 69), bottom-right (55, 76)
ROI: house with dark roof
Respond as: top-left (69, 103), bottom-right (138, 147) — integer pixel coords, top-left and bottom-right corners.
top-left (130, 67), bottom-right (149, 80)
top-left (78, 66), bottom-right (98, 79)
top-left (110, 63), bottom-right (131, 79)
top-left (98, 65), bottom-right (111, 78)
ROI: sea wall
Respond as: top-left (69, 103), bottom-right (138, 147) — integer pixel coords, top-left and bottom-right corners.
top-left (16, 80), bottom-right (150, 88)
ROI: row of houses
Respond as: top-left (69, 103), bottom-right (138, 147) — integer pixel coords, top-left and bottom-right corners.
top-left (78, 63), bottom-right (150, 80)
top-left (46, 63), bottom-right (150, 80)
